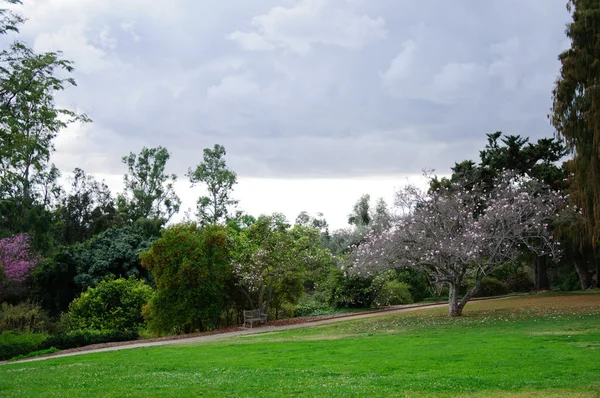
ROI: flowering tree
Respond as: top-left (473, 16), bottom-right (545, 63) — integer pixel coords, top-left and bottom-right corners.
top-left (352, 173), bottom-right (567, 317)
top-left (0, 234), bottom-right (40, 282)
top-left (232, 214), bottom-right (333, 316)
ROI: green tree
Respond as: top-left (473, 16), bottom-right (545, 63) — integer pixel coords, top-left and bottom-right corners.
top-left (348, 194), bottom-right (371, 227)
top-left (0, 1), bottom-right (88, 251)
top-left (140, 223), bottom-right (232, 334)
top-left (187, 144), bottom-right (238, 225)
top-left (53, 168), bottom-right (119, 245)
top-left (119, 146), bottom-right (180, 222)
top-left (67, 277), bottom-right (153, 331)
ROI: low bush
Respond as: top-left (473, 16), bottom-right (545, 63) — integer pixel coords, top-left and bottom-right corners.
top-left (0, 331), bottom-right (47, 361)
top-left (294, 295), bottom-right (331, 317)
top-left (373, 281), bottom-right (413, 307)
top-left (9, 347), bottom-right (59, 361)
top-left (39, 329), bottom-right (139, 350)
top-left (0, 302), bottom-right (53, 333)
top-left (473, 277), bottom-right (509, 298)
top-left (505, 272), bottom-right (533, 293)
top-left (67, 277), bottom-right (153, 331)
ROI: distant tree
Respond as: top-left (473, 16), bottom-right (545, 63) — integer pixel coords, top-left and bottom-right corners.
top-left (551, 0), bottom-right (600, 250)
top-left (119, 146), bottom-right (180, 222)
top-left (53, 168), bottom-right (119, 245)
top-left (348, 194), bottom-right (371, 227)
top-left (371, 198), bottom-right (392, 233)
top-left (353, 173), bottom-right (566, 317)
top-left (187, 144), bottom-right (238, 225)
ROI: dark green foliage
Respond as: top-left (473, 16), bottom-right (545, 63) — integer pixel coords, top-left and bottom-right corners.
top-left (9, 346), bottom-right (58, 361)
top-left (39, 329), bottom-right (138, 351)
top-left (373, 281), bottom-right (413, 307)
top-left (551, 0), bottom-right (600, 247)
top-left (32, 222), bottom-right (158, 315)
top-left (141, 224), bottom-right (232, 334)
top-left (67, 277), bottom-right (153, 331)
top-left (473, 277), bottom-right (509, 298)
top-left (0, 331), bottom-right (47, 360)
top-left (327, 266), bottom-right (380, 308)
top-left (394, 268), bottom-right (432, 302)
top-left (504, 272), bottom-right (534, 293)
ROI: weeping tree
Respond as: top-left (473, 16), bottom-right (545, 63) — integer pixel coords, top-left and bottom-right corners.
top-left (352, 173), bottom-right (567, 317)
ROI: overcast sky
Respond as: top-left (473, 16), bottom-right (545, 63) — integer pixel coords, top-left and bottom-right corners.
top-left (14, 0), bottom-right (570, 229)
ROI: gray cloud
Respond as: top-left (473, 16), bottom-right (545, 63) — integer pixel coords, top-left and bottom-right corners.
top-left (17, 0), bottom-right (570, 178)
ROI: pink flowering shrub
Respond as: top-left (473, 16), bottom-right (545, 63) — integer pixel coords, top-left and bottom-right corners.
top-left (0, 234), bottom-right (41, 282)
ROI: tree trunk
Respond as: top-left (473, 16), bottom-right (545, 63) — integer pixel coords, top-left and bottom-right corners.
top-left (573, 252), bottom-right (593, 290)
top-left (448, 283), bottom-right (462, 317)
top-left (533, 256), bottom-right (550, 291)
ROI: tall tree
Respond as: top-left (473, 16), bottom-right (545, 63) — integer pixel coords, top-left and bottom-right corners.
top-left (120, 146), bottom-right (180, 222)
top-left (187, 144), bottom-right (238, 225)
top-left (348, 194), bottom-right (371, 227)
top-left (0, 1), bottom-right (88, 251)
top-left (551, 0), bottom-right (600, 248)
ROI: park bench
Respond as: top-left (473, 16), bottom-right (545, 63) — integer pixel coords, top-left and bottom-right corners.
top-left (243, 309), bottom-right (267, 328)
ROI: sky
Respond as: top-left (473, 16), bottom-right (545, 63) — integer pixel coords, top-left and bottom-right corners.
top-left (12, 0), bottom-right (571, 229)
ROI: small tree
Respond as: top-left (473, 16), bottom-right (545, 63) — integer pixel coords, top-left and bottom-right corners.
top-left (352, 173), bottom-right (566, 317)
top-left (0, 233), bottom-right (40, 282)
top-left (187, 144), bottom-right (238, 225)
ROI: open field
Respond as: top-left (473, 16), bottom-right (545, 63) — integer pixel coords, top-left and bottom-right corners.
top-left (1, 292), bottom-right (599, 397)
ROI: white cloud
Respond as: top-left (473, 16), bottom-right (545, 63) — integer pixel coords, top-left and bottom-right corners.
top-left (230, 0), bottom-right (386, 55)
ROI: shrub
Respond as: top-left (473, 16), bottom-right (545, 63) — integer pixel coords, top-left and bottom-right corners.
top-left (294, 295), bottom-right (331, 317)
top-left (505, 272), bottom-right (533, 293)
top-left (0, 302), bottom-right (53, 333)
top-left (39, 329), bottom-right (139, 350)
top-left (141, 224), bottom-right (232, 335)
top-left (473, 277), bottom-right (509, 298)
top-left (0, 331), bottom-right (47, 361)
top-left (373, 281), bottom-right (413, 307)
top-left (9, 347), bottom-right (59, 361)
top-left (67, 277), bottom-right (153, 331)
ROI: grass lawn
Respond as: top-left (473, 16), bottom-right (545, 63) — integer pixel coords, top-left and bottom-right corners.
top-left (1, 292), bottom-right (600, 397)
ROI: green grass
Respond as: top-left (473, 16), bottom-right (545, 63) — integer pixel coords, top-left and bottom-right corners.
top-left (1, 293), bottom-right (600, 397)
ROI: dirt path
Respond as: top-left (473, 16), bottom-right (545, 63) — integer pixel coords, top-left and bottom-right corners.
top-left (2, 297), bottom-right (513, 365)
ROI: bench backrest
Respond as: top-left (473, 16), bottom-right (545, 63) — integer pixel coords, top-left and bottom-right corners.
top-left (244, 309), bottom-right (262, 318)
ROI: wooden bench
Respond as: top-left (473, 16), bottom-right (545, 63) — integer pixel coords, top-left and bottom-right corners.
top-left (243, 309), bottom-right (267, 328)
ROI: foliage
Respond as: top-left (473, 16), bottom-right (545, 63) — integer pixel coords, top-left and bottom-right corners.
top-left (53, 168), bottom-right (120, 246)
top-left (0, 233), bottom-right (39, 282)
top-left (141, 223), bottom-right (232, 334)
top-left (32, 222), bottom-right (157, 315)
top-left (232, 214), bottom-right (334, 314)
top-left (551, 0), bottom-right (600, 247)
top-left (119, 146), bottom-right (180, 222)
top-left (38, 329), bottom-right (138, 351)
top-left (8, 346), bottom-right (58, 361)
top-left (0, 331), bottom-right (47, 361)
top-left (326, 264), bottom-right (381, 309)
top-left (353, 172), bottom-right (567, 316)
top-left (472, 277), bottom-right (509, 298)
top-left (373, 280), bottom-right (413, 307)
top-left (0, 302), bottom-right (52, 333)
top-left (67, 277), bottom-right (153, 332)
top-left (504, 272), bottom-right (534, 293)
top-left (187, 144), bottom-right (238, 225)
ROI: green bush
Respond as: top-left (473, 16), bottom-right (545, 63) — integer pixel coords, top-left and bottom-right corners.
top-left (473, 277), bottom-right (509, 298)
top-left (9, 347), bottom-right (59, 361)
top-left (67, 277), bottom-right (153, 331)
top-left (0, 331), bottom-right (47, 361)
top-left (39, 329), bottom-right (139, 350)
top-left (0, 302), bottom-right (53, 333)
top-left (505, 272), bottom-right (533, 293)
top-left (373, 281), bottom-right (413, 307)
top-left (294, 295), bottom-right (331, 317)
